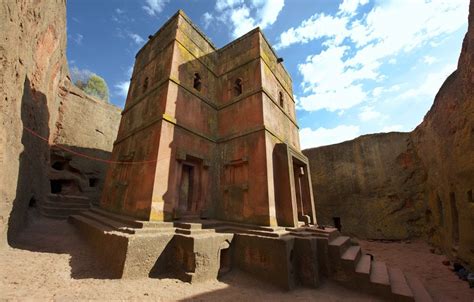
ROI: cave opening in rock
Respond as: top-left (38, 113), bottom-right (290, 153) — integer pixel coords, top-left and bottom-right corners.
top-left (51, 161), bottom-right (66, 170)
top-left (28, 197), bottom-right (37, 208)
top-left (333, 217), bottom-right (341, 231)
top-left (89, 178), bottom-right (99, 188)
top-left (50, 179), bottom-right (76, 194)
top-left (450, 192), bottom-right (459, 246)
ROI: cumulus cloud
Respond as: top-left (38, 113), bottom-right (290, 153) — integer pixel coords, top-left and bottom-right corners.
top-left (277, 0), bottom-right (468, 113)
top-left (400, 64), bottom-right (456, 99)
top-left (299, 125), bottom-right (360, 149)
top-left (211, 0), bottom-right (285, 38)
top-left (338, 0), bottom-right (369, 16)
top-left (358, 106), bottom-right (383, 122)
top-left (380, 125), bottom-right (404, 132)
top-left (143, 0), bottom-right (170, 16)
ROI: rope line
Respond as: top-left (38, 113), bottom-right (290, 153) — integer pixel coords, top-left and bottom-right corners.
top-left (22, 126), bottom-right (158, 165)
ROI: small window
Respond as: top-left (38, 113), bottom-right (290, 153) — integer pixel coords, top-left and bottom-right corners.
top-left (234, 78), bottom-right (243, 96)
top-left (279, 91), bottom-right (284, 107)
top-left (143, 77), bottom-right (149, 93)
top-left (193, 73), bottom-right (201, 91)
top-left (467, 190), bottom-right (473, 203)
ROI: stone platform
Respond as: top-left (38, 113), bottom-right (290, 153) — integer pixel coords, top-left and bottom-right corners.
top-left (70, 208), bottom-right (433, 301)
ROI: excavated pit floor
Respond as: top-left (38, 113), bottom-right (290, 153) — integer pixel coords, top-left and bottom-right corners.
top-left (0, 210), bottom-right (472, 301)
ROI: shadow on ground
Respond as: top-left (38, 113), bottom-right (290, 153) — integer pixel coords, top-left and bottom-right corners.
top-left (8, 209), bottom-right (115, 279)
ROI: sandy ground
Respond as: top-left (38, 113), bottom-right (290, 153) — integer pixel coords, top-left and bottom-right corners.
top-left (0, 210), bottom-right (472, 301)
top-left (359, 239), bottom-right (474, 302)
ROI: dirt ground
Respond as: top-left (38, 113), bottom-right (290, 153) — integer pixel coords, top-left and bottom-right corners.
top-left (0, 211), bottom-right (472, 301)
top-left (359, 239), bottom-right (474, 302)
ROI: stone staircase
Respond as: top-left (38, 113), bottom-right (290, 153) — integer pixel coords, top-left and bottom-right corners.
top-left (40, 194), bottom-right (91, 219)
top-left (69, 208), bottom-right (433, 301)
top-left (324, 231), bottom-right (432, 301)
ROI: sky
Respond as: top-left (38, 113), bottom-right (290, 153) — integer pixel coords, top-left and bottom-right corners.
top-left (66, 0), bottom-right (469, 149)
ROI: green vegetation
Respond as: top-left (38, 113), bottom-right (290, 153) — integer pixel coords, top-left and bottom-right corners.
top-left (71, 67), bottom-right (109, 102)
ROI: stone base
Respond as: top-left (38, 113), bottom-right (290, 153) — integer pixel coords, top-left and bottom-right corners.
top-left (70, 207), bottom-right (434, 301)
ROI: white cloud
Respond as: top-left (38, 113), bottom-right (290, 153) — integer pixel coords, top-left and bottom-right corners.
top-left (423, 55), bottom-right (437, 65)
top-left (213, 0), bottom-right (285, 38)
top-left (230, 6), bottom-right (256, 37)
top-left (358, 106), bottom-right (382, 122)
top-left (115, 8), bottom-right (124, 14)
top-left (115, 81), bottom-right (130, 98)
top-left (128, 33), bottom-right (145, 45)
top-left (380, 125), bottom-right (404, 132)
top-left (202, 12), bottom-right (214, 29)
top-left (143, 0), bottom-right (170, 16)
top-left (300, 125), bottom-right (360, 149)
top-left (216, 0), bottom-right (244, 11)
top-left (299, 85), bottom-right (366, 112)
top-left (400, 64), bottom-right (456, 99)
top-left (275, 13), bottom-right (348, 50)
top-left (278, 0), bottom-right (468, 113)
top-left (338, 0), bottom-right (369, 16)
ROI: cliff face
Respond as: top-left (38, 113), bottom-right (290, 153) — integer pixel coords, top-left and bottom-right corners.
top-left (410, 0), bottom-right (474, 268)
top-left (304, 1), bottom-right (474, 268)
top-left (304, 133), bottom-right (427, 239)
top-left (0, 0), bottom-right (120, 247)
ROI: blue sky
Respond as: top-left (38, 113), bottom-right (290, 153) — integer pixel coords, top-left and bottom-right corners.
top-left (67, 0), bottom-right (469, 148)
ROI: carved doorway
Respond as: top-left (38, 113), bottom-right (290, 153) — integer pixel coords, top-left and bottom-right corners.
top-left (177, 157), bottom-right (206, 218)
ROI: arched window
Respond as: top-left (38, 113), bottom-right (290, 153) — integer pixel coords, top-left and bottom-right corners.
top-left (193, 73), bottom-right (201, 91)
top-left (143, 77), bottom-right (149, 93)
top-left (234, 78), bottom-right (243, 96)
top-left (279, 91), bottom-right (284, 108)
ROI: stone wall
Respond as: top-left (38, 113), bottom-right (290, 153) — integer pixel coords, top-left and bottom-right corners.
top-left (0, 0), bottom-right (120, 247)
top-left (303, 133), bottom-right (427, 239)
top-left (411, 0), bottom-right (474, 268)
top-left (304, 1), bottom-right (474, 268)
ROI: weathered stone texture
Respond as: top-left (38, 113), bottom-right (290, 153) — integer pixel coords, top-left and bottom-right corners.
top-left (410, 0), bottom-right (474, 268)
top-left (0, 0), bottom-right (120, 247)
top-left (304, 133), bottom-right (427, 239)
top-left (101, 11), bottom-right (314, 228)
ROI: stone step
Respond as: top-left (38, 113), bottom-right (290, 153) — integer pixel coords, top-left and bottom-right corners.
top-left (69, 214), bottom-right (115, 233)
top-left (41, 206), bottom-right (88, 218)
top-left (341, 245), bottom-right (361, 262)
top-left (80, 211), bottom-right (136, 234)
top-left (48, 194), bottom-right (90, 204)
top-left (355, 254), bottom-right (372, 276)
top-left (370, 261), bottom-right (390, 286)
top-left (43, 200), bottom-right (90, 209)
top-left (90, 207), bottom-right (147, 228)
top-left (388, 267), bottom-right (414, 301)
top-left (405, 273), bottom-right (433, 302)
top-left (329, 236), bottom-right (351, 257)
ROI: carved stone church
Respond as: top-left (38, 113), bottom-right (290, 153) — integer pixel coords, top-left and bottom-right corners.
top-left (100, 10), bottom-right (315, 227)
top-left (71, 11), bottom-right (433, 300)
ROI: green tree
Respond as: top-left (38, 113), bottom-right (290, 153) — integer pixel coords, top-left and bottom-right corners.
top-left (81, 74), bottom-right (110, 102)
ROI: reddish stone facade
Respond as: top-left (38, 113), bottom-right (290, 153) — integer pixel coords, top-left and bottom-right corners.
top-left (100, 11), bottom-right (316, 227)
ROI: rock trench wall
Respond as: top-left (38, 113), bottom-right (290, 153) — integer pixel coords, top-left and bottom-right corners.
top-left (304, 1), bottom-right (474, 269)
top-left (0, 0), bottom-right (120, 247)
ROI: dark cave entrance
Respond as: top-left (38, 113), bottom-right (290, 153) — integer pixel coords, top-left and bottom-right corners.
top-left (333, 217), bottom-right (342, 231)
